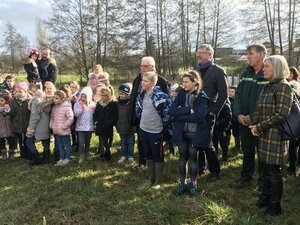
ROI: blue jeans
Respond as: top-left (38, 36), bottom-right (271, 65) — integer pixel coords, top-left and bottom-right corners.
top-left (55, 135), bottom-right (71, 160)
top-left (26, 136), bottom-right (50, 159)
top-left (119, 133), bottom-right (135, 158)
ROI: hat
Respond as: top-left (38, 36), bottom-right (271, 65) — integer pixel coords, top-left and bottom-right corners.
top-left (80, 86), bottom-right (93, 103)
top-left (15, 82), bottom-right (29, 92)
top-left (29, 48), bottom-right (39, 58)
top-left (118, 83), bottom-right (131, 95)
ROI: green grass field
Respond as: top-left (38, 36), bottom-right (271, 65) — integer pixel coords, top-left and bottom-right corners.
top-left (0, 133), bottom-right (299, 225)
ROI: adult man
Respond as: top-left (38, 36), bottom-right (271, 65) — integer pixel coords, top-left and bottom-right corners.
top-left (38, 48), bottom-right (57, 85)
top-left (232, 44), bottom-right (268, 188)
top-left (196, 44), bottom-right (228, 181)
top-left (128, 56), bottom-right (170, 168)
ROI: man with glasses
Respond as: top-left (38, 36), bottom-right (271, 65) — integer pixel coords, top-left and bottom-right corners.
top-left (196, 44), bottom-right (228, 181)
top-left (38, 48), bottom-right (57, 85)
top-left (128, 56), bottom-right (170, 168)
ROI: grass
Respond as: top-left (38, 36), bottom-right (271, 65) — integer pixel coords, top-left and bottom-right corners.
top-left (0, 133), bottom-right (300, 225)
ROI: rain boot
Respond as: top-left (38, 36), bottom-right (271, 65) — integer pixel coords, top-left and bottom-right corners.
top-left (1, 149), bottom-right (7, 160)
top-left (146, 160), bottom-right (155, 185)
top-left (152, 162), bottom-right (164, 189)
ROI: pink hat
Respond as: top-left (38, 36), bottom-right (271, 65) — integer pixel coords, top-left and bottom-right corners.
top-left (15, 82), bottom-right (29, 92)
top-left (29, 48), bottom-right (39, 58)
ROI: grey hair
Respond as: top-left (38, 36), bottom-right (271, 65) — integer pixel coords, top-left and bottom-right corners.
top-left (265, 55), bottom-right (289, 82)
top-left (142, 56), bottom-right (156, 72)
top-left (247, 44), bottom-right (267, 56)
top-left (198, 44), bottom-right (214, 56)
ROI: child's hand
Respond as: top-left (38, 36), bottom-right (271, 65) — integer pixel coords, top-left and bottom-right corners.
top-left (4, 104), bottom-right (10, 112)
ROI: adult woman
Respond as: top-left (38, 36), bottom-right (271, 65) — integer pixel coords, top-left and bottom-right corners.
top-left (170, 70), bottom-right (209, 197)
top-left (287, 67), bottom-right (300, 176)
top-left (249, 55), bottom-right (293, 216)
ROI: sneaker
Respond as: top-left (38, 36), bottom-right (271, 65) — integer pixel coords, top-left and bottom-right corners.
top-left (177, 183), bottom-right (186, 196)
top-left (152, 184), bottom-right (161, 190)
top-left (62, 159), bottom-right (70, 165)
top-left (128, 157), bottom-right (134, 162)
top-left (189, 184), bottom-right (197, 198)
top-left (138, 164), bottom-right (147, 170)
top-left (118, 156), bottom-right (126, 164)
top-left (55, 159), bottom-right (64, 166)
top-left (78, 156), bottom-right (84, 164)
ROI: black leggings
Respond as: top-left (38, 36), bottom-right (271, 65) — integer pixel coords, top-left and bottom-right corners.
top-left (179, 133), bottom-right (198, 184)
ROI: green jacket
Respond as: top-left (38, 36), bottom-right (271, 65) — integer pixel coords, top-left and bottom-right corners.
top-left (233, 66), bottom-right (268, 118)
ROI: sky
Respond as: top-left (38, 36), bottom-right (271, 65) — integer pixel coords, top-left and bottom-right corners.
top-left (0, 0), bottom-right (51, 47)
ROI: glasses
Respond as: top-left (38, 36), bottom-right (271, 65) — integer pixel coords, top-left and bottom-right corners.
top-left (140, 64), bottom-right (150, 68)
top-left (196, 52), bottom-right (208, 56)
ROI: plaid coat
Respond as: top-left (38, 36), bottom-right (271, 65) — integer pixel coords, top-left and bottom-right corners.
top-left (252, 79), bottom-right (293, 165)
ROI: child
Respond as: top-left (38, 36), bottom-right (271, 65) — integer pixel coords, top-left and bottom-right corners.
top-left (7, 82), bottom-right (31, 161)
top-left (0, 93), bottom-right (16, 160)
top-left (74, 87), bottom-right (96, 164)
top-left (26, 85), bottom-right (51, 165)
top-left (23, 48), bottom-right (40, 83)
top-left (212, 99), bottom-right (232, 162)
top-left (136, 71), bottom-right (172, 189)
top-left (70, 81), bottom-right (80, 153)
top-left (4, 76), bottom-right (15, 95)
top-left (116, 83), bottom-right (135, 164)
top-left (93, 83), bottom-right (105, 103)
top-left (87, 64), bottom-right (109, 91)
top-left (93, 86), bottom-right (118, 161)
top-left (0, 74), bottom-right (6, 91)
top-left (50, 90), bottom-right (74, 166)
top-left (225, 86), bottom-right (240, 153)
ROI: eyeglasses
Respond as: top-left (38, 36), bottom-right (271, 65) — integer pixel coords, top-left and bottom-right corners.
top-left (196, 52), bottom-right (208, 56)
top-left (140, 64), bottom-right (151, 68)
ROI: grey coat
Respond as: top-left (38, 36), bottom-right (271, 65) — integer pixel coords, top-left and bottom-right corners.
top-left (28, 98), bottom-right (51, 140)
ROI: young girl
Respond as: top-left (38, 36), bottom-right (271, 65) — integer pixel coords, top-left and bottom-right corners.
top-left (87, 64), bottom-right (109, 91)
top-left (93, 86), bottom-right (118, 161)
top-left (170, 70), bottom-right (209, 197)
top-left (50, 90), bottom-right (74, 166)
top-left (74, 87), bottom-right (96, 164)
top-left (7, 82), bottom-right (31, 161)
top-left (26, 85), bottom-right (51, 165)
top-left (23, 48), bottom-right (40, 83)
top-left (0, 93), bottom-right (16, 160)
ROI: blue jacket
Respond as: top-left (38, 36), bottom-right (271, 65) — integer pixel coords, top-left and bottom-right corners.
top-left (170, 89), bottom-right (209, 148)
top-left (135, 86), bottom-right (172, 133)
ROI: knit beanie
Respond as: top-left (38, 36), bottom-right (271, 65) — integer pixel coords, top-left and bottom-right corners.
top-left (80, 86), bottom-right (93, 103)
top-left (15, 82), bottom-right (29, 92)
top-left (118, 83), bottom-right (131, 95)
top-left (29, 48), bottom-right (39, 58)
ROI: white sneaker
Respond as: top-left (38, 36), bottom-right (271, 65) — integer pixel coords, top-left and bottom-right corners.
top-left (128, 157), bottom-right (134, 162)
top-left (55, 159), bottom-right (64, 166)
top-left (118, 156), bottom-right (126, 164)
top-left (62, 159), bottom-right (70, 165)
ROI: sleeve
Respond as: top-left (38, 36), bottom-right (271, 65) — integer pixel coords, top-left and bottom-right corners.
top-left (177, 96), bottom-right (208, 123)
top-left (73, 101), bottom-right (84, 118)
top-left (256, 83), bottom-right (293, 132)
top-left (210, 70), bottom-right (228, 115)
top-left (62, 107), bottom-right (74, 129)
top-left (169, 94), bottom-right (190, 117)
top-left (233, 75), bottom-right (244, 117)
top-left (93, 104), bottom-right (99, 124)
top-left (28, 100), bottom-right (41, 130)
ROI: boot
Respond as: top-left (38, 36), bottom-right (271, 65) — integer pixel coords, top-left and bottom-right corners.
top-left (8, 149), bottom-right (14, 160)
top-left (152, 162), bottom-right (164, 189)
top-left (42, 149), bottom-right (50, 164)
top-left (264, 167), bottom-right (282, 216)
top-left (146, 160), bottom-right (155, 185)
top-left (1, 149), bottom-right (7, 160)
top-left (234, 137), bottom-right (241, 152)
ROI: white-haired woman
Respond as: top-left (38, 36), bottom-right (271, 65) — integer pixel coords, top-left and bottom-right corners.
top-left (249, 55), bottom-right (293, 216)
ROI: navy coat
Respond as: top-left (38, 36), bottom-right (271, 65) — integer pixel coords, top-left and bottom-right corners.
top-left (170, 89), bottom-right (209, 148)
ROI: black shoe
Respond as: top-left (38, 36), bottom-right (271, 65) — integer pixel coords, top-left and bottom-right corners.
top-left (256, 199), bottom-right (269, 208)
top-left (263, 205), bottom-right (282, 216)
top-left (231, 179), bottom-right (251, 188)
top-left (207, 173), bottom-right (219, 182)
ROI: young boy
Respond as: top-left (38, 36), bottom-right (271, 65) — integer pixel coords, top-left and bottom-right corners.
top-left (116, 83), bottom-right (135, 163)
top-left (135, 71), bottom-right (172, 189)
top-left (4, 76), bottom-right (15, 95)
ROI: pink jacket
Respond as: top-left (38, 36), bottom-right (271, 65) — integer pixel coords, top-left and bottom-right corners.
top-left (49, 101), bottom-right (74, 136)
top-left (87, 73), bottom-right (109, 91)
